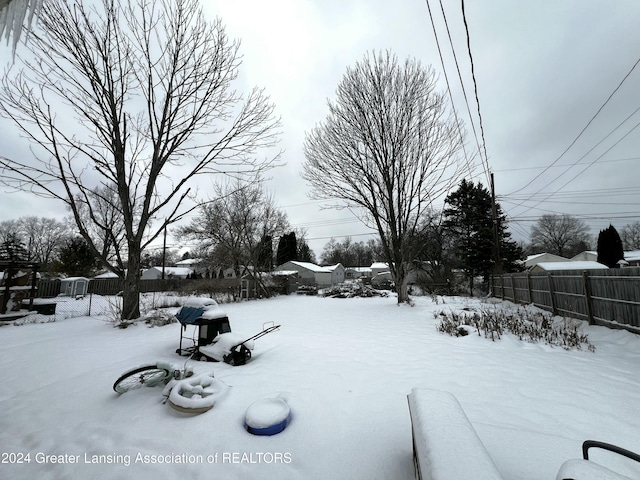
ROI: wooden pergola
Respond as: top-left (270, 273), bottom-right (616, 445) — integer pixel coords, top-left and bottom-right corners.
top-left (0, 260), bottom-right (40, 314)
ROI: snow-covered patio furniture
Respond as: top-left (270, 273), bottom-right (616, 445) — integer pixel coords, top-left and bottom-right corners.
top-left (556, 440), bottom-right (640, 480)
top-left (174, 298), bottom-right (231, 359)
top-left (407, 388), bottom-right (504, 480)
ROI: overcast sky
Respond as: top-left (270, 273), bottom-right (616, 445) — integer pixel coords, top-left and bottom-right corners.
top-left (1, 0), bottom-right (640, 259)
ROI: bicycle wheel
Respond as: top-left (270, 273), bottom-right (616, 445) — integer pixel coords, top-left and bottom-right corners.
top-left (113, 365), bottom-right (171, 394)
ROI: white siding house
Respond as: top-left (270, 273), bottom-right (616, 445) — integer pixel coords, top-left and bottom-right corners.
top-left (275, 261), bottom-right (345, 288)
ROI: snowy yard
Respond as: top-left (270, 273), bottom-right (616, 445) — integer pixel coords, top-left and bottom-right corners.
top-left (1, 294), bottom-right (640, 480)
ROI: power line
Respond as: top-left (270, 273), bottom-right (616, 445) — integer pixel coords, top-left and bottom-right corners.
top-left (508, 115), bottom-right (640, 215)
top-left (433, 0), bottom-right (489, 184)
top-left (493, 156), bottom-right (640, 172)
top-left (507, 55), bottom-right (640, 197)
top-left (460, 0), bottom-right (491, 181)
top-left (424, 0), bottom-right (478, 182)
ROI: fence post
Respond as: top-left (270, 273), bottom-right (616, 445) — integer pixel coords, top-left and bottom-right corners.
top-left (527, 272), bottom-right (533, 304)
top-left (547, 273), bottom-right (557, 315)
top-left (511, 275), bottom-right (517, 303)
top-left (582, 271), bottom-right (595, 325)
top-left (500, 274), bottom-right (505, 300)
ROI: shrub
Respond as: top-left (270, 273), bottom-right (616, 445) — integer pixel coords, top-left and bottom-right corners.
top-left (322, 281), bottom-right (389, 298)
top-left (436, 306), bottom-right (595, 351)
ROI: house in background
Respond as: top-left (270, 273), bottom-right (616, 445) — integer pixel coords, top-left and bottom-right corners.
top-left (93, 271), bottom-right (119, 279)
top-left (530, 261), bottom-right (608, 274)
top-left (624, 250), bottom-right (640, 267)
top-left (345, 266), bottom-right (372, 280)
top-left (275, 261), bottom-right (345, 289)
top-left (174, 258), bottom-right (208, 277)
top-left (141, 266), bottom-right (192, 280)
top-left (240, 270), bottom-right (299, 299)
top-left (525, 253), bottom-right (569, 269)
top-left (571, 251), bottom-right (597, 262)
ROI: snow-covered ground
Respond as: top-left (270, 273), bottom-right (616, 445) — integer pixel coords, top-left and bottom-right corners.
top-left (1, 294), bottom-right (640, 480)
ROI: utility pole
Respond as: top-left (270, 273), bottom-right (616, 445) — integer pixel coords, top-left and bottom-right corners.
top-left (161, 226), bottom-right (167, 280)
top-left (490, 172), bottom-right (501, 274)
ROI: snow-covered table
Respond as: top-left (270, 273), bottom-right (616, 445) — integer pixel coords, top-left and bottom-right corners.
top-left (407, 388), bottom-right (504, 480)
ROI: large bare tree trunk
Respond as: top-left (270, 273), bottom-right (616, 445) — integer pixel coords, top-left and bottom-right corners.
top-left (122, 247), bottom-right (141, 320)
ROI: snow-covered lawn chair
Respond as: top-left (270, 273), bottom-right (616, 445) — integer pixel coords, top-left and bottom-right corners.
top-left (556, 440), bottom-right (640, 480)
top-left (407, 388), bottom-right (504, 480)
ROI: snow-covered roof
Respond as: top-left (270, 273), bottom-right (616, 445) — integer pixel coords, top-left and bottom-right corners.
top-left (525, 253), bottom-right (569, 267)
top-left (324, 263), bottom-right (344, 272)
top-left (570, 251), bottom-right (597, 261)
top-left (533, 261), bottom-right (608, 271)
top-left (175, 258), bottom-right (203, 266)
top-left (346, 266), bottom-right (372, 273)
top-left (625, 250), bottom-right (640, 262)
top-left (371, 262), bottom-right (389, 269)
top-left (94, 271), bottom-right (119, 279)
top-left (145, 266), bottom-right (193, 276)
top-left (286, 261), bottom-right (335, 273)
top-left (271, 270), bottom-right (299, 276)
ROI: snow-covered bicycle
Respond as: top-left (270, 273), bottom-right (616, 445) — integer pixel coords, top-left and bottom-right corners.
top-left (112, 358), bottom-right (228, 414)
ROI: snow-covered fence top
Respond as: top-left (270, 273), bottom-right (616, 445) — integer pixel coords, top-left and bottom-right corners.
top-left (407, 388), bottom-right (503, 480)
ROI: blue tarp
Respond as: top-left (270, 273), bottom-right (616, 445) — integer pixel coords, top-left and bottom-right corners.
top-left (175, 306), bottom-right (205, 325)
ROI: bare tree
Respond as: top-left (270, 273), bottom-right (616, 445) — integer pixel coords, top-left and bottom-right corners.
top-left (178, 179), bottom-right (289, 283)
top-left (530, 214), bottom-right (591, 257)
top-left (0, 217), bottom-right (71, 267)
top-left (19, 216), bottom-right (71, 268)
top-left (620, 221), bottom-right (640, 250)
top-left (0, 0), bottom-right (281, 319)
top-left (72, 184), bottom-right (127, 268)
top-left (302, 51), bottom-right (467, 303)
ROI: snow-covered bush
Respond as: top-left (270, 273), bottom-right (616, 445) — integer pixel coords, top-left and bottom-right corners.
top-left (296, 285), bottom-right (317, 296)
top-left (322, 281), bottom-right (389, 298)
top-left (143, 309), bottom-right (177, 327)
top-left (436, 306), bottom-right (595, 351)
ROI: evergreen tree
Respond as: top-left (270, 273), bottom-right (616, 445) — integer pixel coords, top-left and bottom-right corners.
top-left (52, 237), bottom-right (99, 277)
top-left (297, 239), bottom-right (316, 263)
top-left (276, 232), bottom-right (297, 266)
top-left (596, 224), bottom-right (624, 268)
top-left (443, 180), bottom-right (522, 292)
top-left (256, 235), bottom-right (273, 271)
top-left (0, 234), bottom-right (30, 261)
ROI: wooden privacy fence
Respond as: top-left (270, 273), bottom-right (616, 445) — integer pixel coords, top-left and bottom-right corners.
top-left (36, 277), bottom-right (241, 298)
top-left (491, 267), bottom-right (640, 333)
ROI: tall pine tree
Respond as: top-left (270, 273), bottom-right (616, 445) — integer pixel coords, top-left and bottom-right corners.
top-left (276, 232), bottom-right (297, 266)
top-left (596, 224), bottom-right (624, 268)
top-left (443, 179), bottom-right (522, 292)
